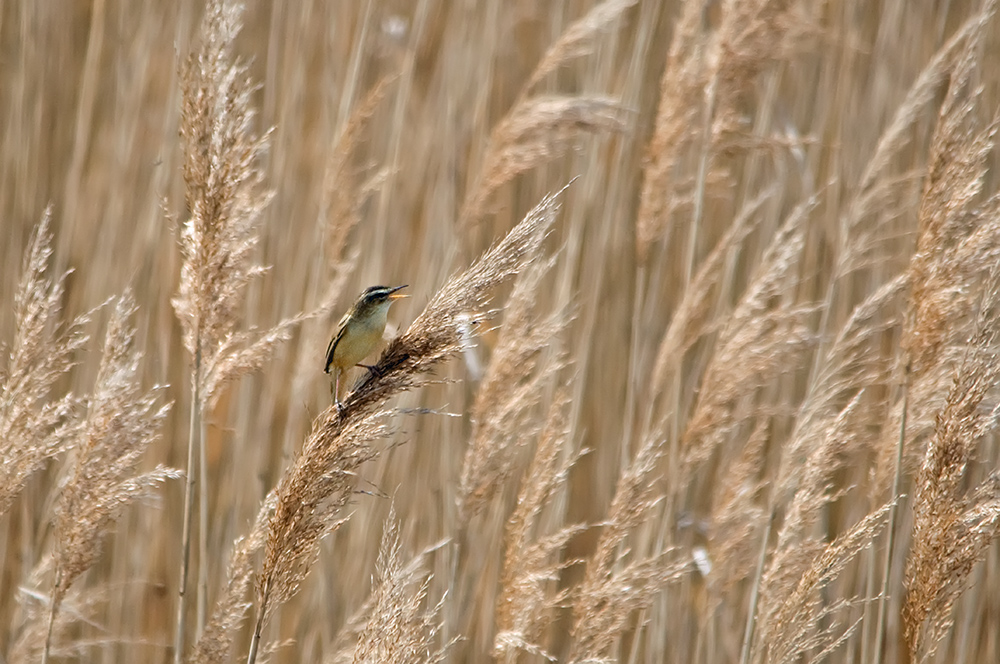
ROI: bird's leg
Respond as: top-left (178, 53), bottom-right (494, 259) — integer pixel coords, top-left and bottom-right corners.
top-left (358, 363), bottom-right (383, 379)
top-left (334, 369), bottom-right (345, 413)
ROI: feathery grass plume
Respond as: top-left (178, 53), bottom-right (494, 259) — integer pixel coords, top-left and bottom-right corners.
top-left (0, 209), bottom-right (88, 517)
top-left (636, 0), bottom-right (809, 260)
top-left (249, 412), bottom-right (381, 664)
top-left (706, 0), bottom-right (815, 162)
top-left (247, 190), bottom-right (563, 663)
top-left (322, 74), bottom-right (398, 265)
top-left (351, 505), bottom-right (451, 664)
top-left (567, 434), bottom-right (690, 664)
top-left (743, 277), bottom-right (904, 662)
top-left (189, 492), bottom-right (276, 664)
top-left (523, 0), bottom-right (638, 93)
top-left (172, 0), bottom-right (303, 653)
top-left (761, 503), bottom-right (892, 664)
top-left (460, 0), bottom-right (635, 224)
top-left (494, 393), bottom-right (586, 663)
top-left (779, 275), bottom-right (909, 500)
top-left (42, 292), bottom-right (175, 664)
top-left (839, 7), bottom-right (994, 275)
top-left (881, 23), bottom-right (1000, 655)
top-left (174, 0), bottom-right (270, 364)
top-left (462, 97), bottom-right (630, 223)
top-left (903, 270), bottom-right (1000, 661)
top-left (679, 200), bottom-right (815, 471)
top-left (458, 256), bottom-right (566, 524)
top-left (710, 0), bottom-right (813, 109)
top-left (327, 538), bottom-right (449, 664)
top-left (902, 2), bottom-right (999, 382)
top-left (756, 394), bottom-right (872, 647)
top-left (635, 0), bottom-right (706, 260)
top-left (648, 187), bottom-right (773, 400)
top-left (850, 11), bottom-right (988, 208)
top-left (10, 576), bottom-right (98, 664)
top-left (703, 419), bottom-right (769, 613)
top-left (174, 0), bottom-right (301, 414)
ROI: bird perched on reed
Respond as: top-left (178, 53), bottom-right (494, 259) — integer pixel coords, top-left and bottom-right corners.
top-left (325, 284), bottom-right (408, 407)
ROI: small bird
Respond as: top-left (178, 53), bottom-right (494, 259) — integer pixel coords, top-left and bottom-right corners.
top-left (325, 284), bottom-right (408, 408)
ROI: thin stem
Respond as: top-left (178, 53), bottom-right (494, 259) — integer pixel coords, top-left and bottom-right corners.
top-left (174, 345), bottom-right (201, 664)
top-left (859, 532), bottom-right (878, 662)
top-left (443, 524), bottom-right (464, 657)
top-left (874, 362), bottom-right (909, 664)
top-left (41, 571), bottom-right (61, 664)
top-left (246, 582), bottom-right (269, 664)
top-left (740, 509), bottom-right (774, 664)
top-left (197, 413), bottom-right (209, 634)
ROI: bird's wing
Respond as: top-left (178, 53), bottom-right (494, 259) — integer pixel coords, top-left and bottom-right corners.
top-left (324, 311), bottom-right (351, 373)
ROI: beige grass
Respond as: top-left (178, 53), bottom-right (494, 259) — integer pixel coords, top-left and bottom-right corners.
top-left (0, 211), bottom-right (88, 518)
top-left (43, 292), bottom-right (176, 664)
top-left (350, 504), bottom-right (450, 664)
top-left (4, 1), bottom-right (1000, 663)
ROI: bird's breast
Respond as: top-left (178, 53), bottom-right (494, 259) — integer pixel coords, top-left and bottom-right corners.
top-left (334, 312), bottom-right (388, 368)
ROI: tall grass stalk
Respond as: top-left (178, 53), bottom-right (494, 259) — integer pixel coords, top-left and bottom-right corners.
top-left (7, 2), bottom-right (1000, 662)
top-left (171, 0), bottom-right (299, 658)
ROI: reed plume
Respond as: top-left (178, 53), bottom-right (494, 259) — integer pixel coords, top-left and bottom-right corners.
top-left (635, 0), bottom-right (706, 260)
top-left (704, 420), bottom-right (769, 615)
top-left (246, 190), bottom-right (562, 663)
top-left (636, 0), bottom-right (810, 260)
top-left (494, 392), bottom-right (585, 663)
top-left (680, 200), bottom-right (815, 472)
top-left (174, 0), bottom-right (299, 414)
top-left (462, 97), bottom-right (630, 223)
top-left (9, 575), bottom-right (96, 664)
top-left (327, 538), bottom-right (449, 664)
top-left (523, 0), bottom-right (637, 93)
top-left (648, 187), bottom-right (773, 400)
top-left (350, 505), bottom-right (451, 664)
top-left (461, 0), bottom-right (634, 223)
top-left (902, 10), bottom-right (1000, 382)
top-left (43, 292), bottom-right (175, 664)
top-left (459, 257), bottom-right (566, 524)
top-left (0, 210), bottom-right (88, 518)
top-left (763, 503), bottom-right (892, 664)
top-left (172, 0), bottom-right (303, 655)
top-left (903, 272), bottom-right (1000, 660)
top-left (567, 433), bottom-right (690, 664)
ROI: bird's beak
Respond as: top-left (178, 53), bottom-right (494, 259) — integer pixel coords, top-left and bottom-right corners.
top-left (389, 285), bottom-right (409, 300)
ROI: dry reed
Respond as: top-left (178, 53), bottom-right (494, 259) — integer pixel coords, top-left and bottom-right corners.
top-left (458, 257), bottom-right (566, 524)
top-left (247, 191), bottom-right (562, 663)
top-left (679, 199), bottom-right (816, 473)
top-left (493, 393), bottom-right (584, 663)
top-left (5, 1), bottom-right (1000, 663)
top-left (903, 274), bottom-right (1000, 660)
top-left (172, 0), bottom-right (303, 656)
top-left (350, 504), bottom-right (451, 664)
top-left (43, 292), bottom-right (175, 663)
top-left (0, 211), bottom-right (88, 518)
top-left (462, 97), bottom-right (630, 223)
top-left (568, 433), bottom-right (690, 664)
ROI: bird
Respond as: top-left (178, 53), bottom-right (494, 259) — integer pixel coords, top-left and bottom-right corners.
top-left (325, 284), bottom-right (408, 408)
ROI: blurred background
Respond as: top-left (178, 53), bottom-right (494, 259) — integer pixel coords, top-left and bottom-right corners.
top-left (2, 0), bottom-right (1000, 662)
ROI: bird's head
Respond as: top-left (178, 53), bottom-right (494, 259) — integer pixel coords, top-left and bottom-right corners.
top-left (355, 284), bottom-right (408, 316)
